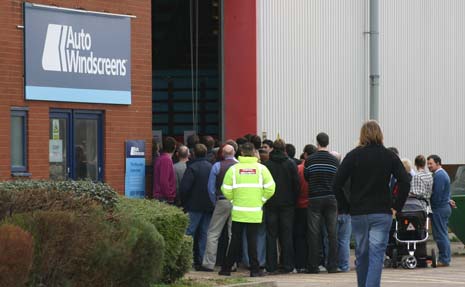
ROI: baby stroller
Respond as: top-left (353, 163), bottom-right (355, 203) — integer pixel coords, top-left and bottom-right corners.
top-left (385, 197), bottom-right (437, 269)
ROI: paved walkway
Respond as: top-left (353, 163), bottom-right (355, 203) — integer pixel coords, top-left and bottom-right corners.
top-left (188, 242), bottom-right (465, 286)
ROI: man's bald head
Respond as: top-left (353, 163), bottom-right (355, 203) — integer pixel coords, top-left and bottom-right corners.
top-left (222, 144), bottom-right (235, 157)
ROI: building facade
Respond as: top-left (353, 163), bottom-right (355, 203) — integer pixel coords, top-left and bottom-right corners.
top-left (0, 0), bottom-right (152, 193)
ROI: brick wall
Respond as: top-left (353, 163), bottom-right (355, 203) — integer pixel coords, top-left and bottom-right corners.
top-left (0, 0), bottom-right (152, 194)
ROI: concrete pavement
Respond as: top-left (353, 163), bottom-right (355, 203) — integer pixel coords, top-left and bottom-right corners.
top-left (187, 242), bottom-right (465, 286)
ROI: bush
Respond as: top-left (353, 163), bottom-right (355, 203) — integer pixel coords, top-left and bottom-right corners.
top-left (170, 236), bottom-right (193, 282)
top-left (0, 180), bottom-right (118, 212)
top-left (116, 198), bottom-right (190, 283)
top-left (0, 225), bottom-right (34, 287)
top-left (3, 210), bottom-right (164, 287)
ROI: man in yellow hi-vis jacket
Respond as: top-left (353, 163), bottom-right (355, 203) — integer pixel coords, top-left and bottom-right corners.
top-left (219, 142), bottom-right (275, 277)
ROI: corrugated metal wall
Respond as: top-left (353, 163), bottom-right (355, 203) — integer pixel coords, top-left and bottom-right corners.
top-left (379, 0), bottom-right (465, 164)
top-left (257, 0), bottom-right (368, 156)
top-left (258, 0), bottom-right (465, 164)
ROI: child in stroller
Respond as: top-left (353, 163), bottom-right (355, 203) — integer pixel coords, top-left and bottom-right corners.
top-left (385, 197), bottom-right (437, 269)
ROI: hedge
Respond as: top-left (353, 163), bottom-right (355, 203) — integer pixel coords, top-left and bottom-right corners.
top-left (3, 210), bottom-right (165, 287)
top-left (0, 180), bottom-right (118, 217)
top-left (0, 225), bottom-right (34, 287)
top-left (116, 198), bottom-right (192, 283)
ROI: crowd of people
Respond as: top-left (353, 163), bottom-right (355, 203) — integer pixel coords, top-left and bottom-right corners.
top-left (151, 121), bottom-right (454, 286)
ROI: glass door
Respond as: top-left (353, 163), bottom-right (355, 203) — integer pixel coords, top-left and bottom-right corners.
top-left (49, 112), bottom-right (70, 180)
top-left (49, 110), bottom-right (103, 181)
top-left (73, 112), bottom-right (103, 181)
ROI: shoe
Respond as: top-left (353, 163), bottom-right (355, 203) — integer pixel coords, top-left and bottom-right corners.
top-left (266, 270), bottom-right (279, 275)
top-left (337, 267), bottom-right (350, 273)
top-left (296, 268), bottom-right (308, 273)
top-left (306, 268), bottom-right (319, 274)
top-left (437, 262), bottom-right (450, 267)
top-left (250, 270), bottom-right (265, 277)
top-left (218, 270), bottom-right (231, 276)
top-left (196, 265), bottom-right (214, 272)
top-left (327, 268), bottom-right (338, 273)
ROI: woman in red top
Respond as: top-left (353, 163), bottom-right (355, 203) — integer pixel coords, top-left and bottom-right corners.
top-left (294, 144), bottom-right (317, 272)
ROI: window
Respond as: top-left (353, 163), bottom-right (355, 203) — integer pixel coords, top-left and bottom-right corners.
top-left (11, 109), bottom-right (28, 173)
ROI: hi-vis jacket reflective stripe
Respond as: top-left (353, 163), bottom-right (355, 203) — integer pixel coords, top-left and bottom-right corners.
top-left (222, 156), bottom-right (276, 223)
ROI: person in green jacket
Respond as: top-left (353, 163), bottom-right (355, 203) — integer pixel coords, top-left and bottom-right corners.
top-left (219, 142), bottom-right (276, 277)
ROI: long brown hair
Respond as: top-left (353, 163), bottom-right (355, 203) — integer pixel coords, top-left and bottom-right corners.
top-left (359, 120), bottom-right (384, 146)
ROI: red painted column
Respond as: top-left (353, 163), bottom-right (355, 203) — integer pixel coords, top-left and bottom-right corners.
top-left (223, 0), bottom-right (257, 140)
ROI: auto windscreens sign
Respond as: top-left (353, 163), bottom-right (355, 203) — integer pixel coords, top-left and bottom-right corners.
top-left (24, 3), bottom-right (131, 105)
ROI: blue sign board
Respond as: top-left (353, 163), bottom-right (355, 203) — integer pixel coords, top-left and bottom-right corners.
top-left (125, 140), bottom-right (146, 198)
top-left (24, 3), bottom-right (131, 104)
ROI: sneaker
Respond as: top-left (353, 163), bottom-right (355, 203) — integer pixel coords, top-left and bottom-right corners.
top-left (196, 265), bottom-right (214, 272)
top-left (218, 270), bottom-right (231, 276)
top-left (296, 268), bottom-right (308, 274)
top-left (437, 262), bottom-right (450, 267)
top-left (318, 265), bottom-right (327, 272)
top-left (337, 267), bottom-right (350, 273)
top-left (250, 270), bottom-right (265, 277)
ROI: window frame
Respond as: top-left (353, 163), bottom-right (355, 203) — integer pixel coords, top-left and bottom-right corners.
top-left (11, 108), bottom-right (28, 173)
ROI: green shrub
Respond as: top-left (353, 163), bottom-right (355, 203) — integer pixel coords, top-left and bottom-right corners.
top-left (0, 225), bottom-right (34, 287)
top-left (4, 210), bottom-right (164, 287)
top-left (0, 180), bottom-right (118, 211)
top-left (116, 198), bottom-right (190, 282)
top-left (98, 212), bottom-right (165, 286)
top-left (170, 236), bottom-right (193, 282)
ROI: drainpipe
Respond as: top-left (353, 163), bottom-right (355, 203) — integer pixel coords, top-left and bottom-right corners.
top-left (369, 0), bottom-right (379, 121)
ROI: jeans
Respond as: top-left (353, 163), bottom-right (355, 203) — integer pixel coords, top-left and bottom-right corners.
top-left (352, 213), bottom-right (392, 287)
top-left (307, 196), bottom-right (338, 272)
top-left (432, 205), bottom-right (452, 265)
top-left (337, 214), bottom-right (352, 271)
top-left (242, 222), bottom-right (266, 267)
top-left (293, 208), bottom-right (308, 269)
top-left (223, 222), bottom-right (260, 273)
top-left (265, 206), bottom-right (295, 272)
top-left (186, 211), bottom-right (212, 265)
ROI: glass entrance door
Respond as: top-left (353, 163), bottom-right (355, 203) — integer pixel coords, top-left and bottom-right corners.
top-left (49, 110), bottom-right (103, 181)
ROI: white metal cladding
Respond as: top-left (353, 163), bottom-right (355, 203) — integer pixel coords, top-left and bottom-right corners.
top-left (379, 0), bottom-right (465, 164)
top-left (257, 0), bottom-right (369, 157)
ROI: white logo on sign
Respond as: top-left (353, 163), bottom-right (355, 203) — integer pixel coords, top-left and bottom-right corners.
top-left (130, 147), bottom-right (144, 156)
top-left (42, 24), bottom-right (127, 76)
top-left (406, 223), bottom-right (416, 231)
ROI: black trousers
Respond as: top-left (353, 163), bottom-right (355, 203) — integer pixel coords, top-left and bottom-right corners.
top-left (293, 207), bottom-right (308, 269)
top-left (265, 206), bottom-right (295, 272)
top-left (223, 221), bottom-right (259, 273)
top-left (307, 196), bottom-right (338, 271)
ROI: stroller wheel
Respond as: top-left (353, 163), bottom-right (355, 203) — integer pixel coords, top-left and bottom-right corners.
top-left (431, 249), bottom-right (437, 268)
top-left (402, 255), bottom-right (417, 269)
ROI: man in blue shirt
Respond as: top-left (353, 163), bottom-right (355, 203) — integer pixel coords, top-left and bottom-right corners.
top-left (427, 154), bottom-right (454, 266)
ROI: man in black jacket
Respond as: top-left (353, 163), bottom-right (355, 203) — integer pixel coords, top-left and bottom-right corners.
top-left (264, 139), bottom-right (300, 273)
top-left (333, 121), bottom-right (410, 287)
top-left (180, 144), bottom-right (214, 267)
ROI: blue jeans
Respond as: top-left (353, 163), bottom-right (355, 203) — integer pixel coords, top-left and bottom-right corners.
top-left (242, 222), bottom-right (266, 267)
top-left (432, 205), bottom-right (452, 264)
top-left (352, 213), bottom-right (392, 287)
top-left (337, 214), bottom-right (352, 271)
top-left (186, 211), bottom-right (212, 264)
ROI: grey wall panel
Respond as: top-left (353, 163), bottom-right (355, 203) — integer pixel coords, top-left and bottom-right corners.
top-left (379, 0), bottom-right (465, 164)
top-left (257, 0), bottom-right (368, 156)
